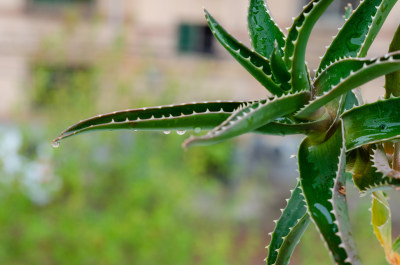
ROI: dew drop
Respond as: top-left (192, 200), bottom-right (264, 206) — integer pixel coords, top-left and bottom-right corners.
top-left (176, 130), bottom-right (186, 135)
top-left (194, 127), bottom-right (201, 134)
top-left (163, 131), bottom-right (171, 135)
top-left (52, 140), bottom-right (60, 148)
top-left (290, 154), bottom-right (297, 159)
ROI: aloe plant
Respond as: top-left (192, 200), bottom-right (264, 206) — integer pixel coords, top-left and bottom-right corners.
top-left (52, 0), bottom-right (400, 264)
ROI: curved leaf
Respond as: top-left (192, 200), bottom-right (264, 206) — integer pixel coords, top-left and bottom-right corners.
top-left (284, 0), bottom-right (333, 93)
top-left (52, 101), bottom-right (248, 144)
top-left (331, 141), bottom-right (361, 264)
top-left (205, 9), bottom-right (284, 96)
top-left (296, 52), bottom-right (400, 120)
top-left (255, 118), bottom-right (329, 137)
top-left (372, 191), bottom-right (400, 265)
top-left (347, 147), bottom-right (400, 194)
top-left (317, 0), bottom-right (397, 77)
top-left (266, 181), bottom-right (309, 265)
top-left (274, 214), bottom-right (310, 265)
top-left (385, 24), bottom-right (400, 98)
top-left (299, 125), bottom-right (355, 264)
top-left (342, 97), bottom-right (400, 151)
top-left (248, 0), bottom-right (286, 58)
top-left (183, 91), bottom-right (310, 148)
top-left (271, 42), bottom-right (291, 91)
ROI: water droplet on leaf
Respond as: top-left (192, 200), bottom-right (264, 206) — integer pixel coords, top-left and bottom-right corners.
top-left (52, 140), bottom-right (60, 148)
top-left (194, 127), bottom-right (201, 134)
top-left (163, 131), bottom-right (171, 135)
top-left (176, 130), bottom-right (186, 135)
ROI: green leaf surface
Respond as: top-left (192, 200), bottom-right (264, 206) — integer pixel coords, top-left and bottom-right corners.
top-left (270, 42), bottom-right (291, 91)
top-left (331, 141), bottom-right (361, 264)
top-left (205, 9), bottom-right (284, 96)
top-left (296, 52), bottom-right (400, 120)
top-left (317, 0), bottom-right (397, 77)
top-left (347, 147), bottom-right (400, 194)
top-left (248, 0), bottom-right (286, 58)
top-left (299, 125), bottom-right (353, 264)
top-left (52, 101), bottom-right (248, 144)
top-left (342, 96), bottom-right (400, 151)
top-left (266, 181), bottom-right (309, 265)
top-left (386, 24), bottom-right (400, 98)
top-left (183, 91), bottom-right (310, 148)
top-left (284, 0), bottom-right (334, 93)
top-left (274, 214), bottom-right (310, 265)
top-left (372, 191), bottom-right (400, 264)
top-left (255, 118), bottom-right (329, 137)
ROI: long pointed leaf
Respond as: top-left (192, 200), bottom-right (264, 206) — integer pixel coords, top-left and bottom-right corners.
top-left (52, 101), bottom-right (249, 144)
top-left (331, 140), bottom-right (361, 264)
top-left (372, 191), bottom-right (400, 265)
top-left (271, 42), bottom-right (291, 91)
top-left (205, 9), bottom-right (284, 96)
top-left (284, 0), bottom-right (333, 93)
top-left (296, 52), bottom-right (400, 120)
top-left (183, 91), bottom-right (310, 148)
top-left (317, 0), bottom-right (397, 77)
top-left (386, 24), bottom-right (400, 98)
top-left (299, 125), bottom-right (355, 264)
top-left (342, 97), bottom-right (400, 151)
top-left (248, 0), bottom-right (286, 58)
top-left (266, 181), bottom-right (309, 265)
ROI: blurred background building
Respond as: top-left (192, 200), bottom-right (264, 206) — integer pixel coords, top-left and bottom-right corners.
top-left (1, 0), bottom-right (399, 118)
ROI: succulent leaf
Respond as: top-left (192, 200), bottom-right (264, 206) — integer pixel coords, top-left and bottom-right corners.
top-left (296, 52), bottom-right (400, 120)
top-left (52, 101), bottom-right (251, 144)
top-left (331, 141), bottom-right (361, 264)
top-left (205, 9), bottom-right (284, 96)
top-left (372, 191), bottom-right (400, 265)
top-left (270, 42), bottom-right (291, 90)
top-left (299, 125), bottom-right (355, 264)
top-left (274, 213), bottom-right (310, 265)
top-left (284, 0), bottom-right (334, 93)
top-left (374, 145), bottom-right (400, 179)
top-left (347, 147), bottom-right (400, 194)
top-left (183, 91), bottom-right (310, 148)
top-left (342, 96), bottom-right (400, 151)
top-left (317, 0), bottom-right (397, 77)
top-left (385, 24), bottom-right (400, 98)
top-left (247, 0), bottom-right (286, 58)
top-left (255, 118), bottom-right (329, 137)
top-left (266, 181), bottom-right (309, 265)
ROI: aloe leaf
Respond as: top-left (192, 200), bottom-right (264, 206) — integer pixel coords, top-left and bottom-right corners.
top-left (299, 125), bottom-right (355, 264)
top-left (183, 91), bottom-right (310, 148)
top-left (284, 0), bottom-right (334, 93)
top-left (255, 118), bottom-right (329, 137)
top-left (273, 213), bottom-right (310, 265)
top-left (317, 0), bottom-right (397, 77)
top-left (247, 0), bottom-right (286, 58)
top-left (374, 145), bottom-right (400, 179)
top-left (270, 42), bottom-right (291, 91)
top-left (331, 141), bottom-right (361, 264)
top-left (296, 52), bottom-right (400, 120)
top-left (347, 147), bottom-right (400, 194)
top-left (342, 97), bottom-right (400, 151)
top-left (266, 181), bottom-right (309, 265)
top-left (204, 9), bottom-right (284, 96)
top-left (372, 191), bottom-right (400, 265)
top-left (52, 101), bottom-right (250, 144)
top-left (385, 24), bottom-right (400, 98)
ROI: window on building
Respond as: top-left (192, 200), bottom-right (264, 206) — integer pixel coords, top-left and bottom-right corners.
top-left (26, 0), bottom-right (95, 16)
top-left (177, 23), bottom-right (214, 55)
top-left (302, 0), bottom-right (359, 17)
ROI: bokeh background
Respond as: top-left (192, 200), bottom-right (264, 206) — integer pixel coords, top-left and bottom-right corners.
top-left (1, 0), bottom-right (400, 264)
